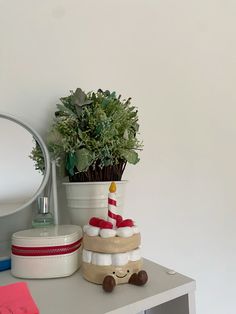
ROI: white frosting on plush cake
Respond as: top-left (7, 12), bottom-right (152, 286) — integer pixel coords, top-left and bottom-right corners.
top-left (82, 248), bottom-right (141, 266)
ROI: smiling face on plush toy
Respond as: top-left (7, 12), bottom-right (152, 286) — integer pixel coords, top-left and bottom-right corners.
top-left (111, 267), bottom-right (131, 282)
top-left (108, 262), bottom-right (142, 284)
top-left (82, 260), bottom-right (142, 285)
top-left (103, 266), bottom-right (148, 292)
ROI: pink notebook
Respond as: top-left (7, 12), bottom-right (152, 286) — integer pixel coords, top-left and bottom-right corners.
top-left (0, 282), bottom-right (39, 314)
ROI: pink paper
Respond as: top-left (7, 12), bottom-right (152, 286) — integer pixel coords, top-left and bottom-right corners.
top-left (0, 282), bottom-right (39, 314)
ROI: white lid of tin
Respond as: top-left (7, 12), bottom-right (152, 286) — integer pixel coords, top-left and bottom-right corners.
top-left (12, 225), bottom-right (82, 247)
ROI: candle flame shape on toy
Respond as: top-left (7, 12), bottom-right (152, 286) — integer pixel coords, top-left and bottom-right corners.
top-left (107, 182), bottom-right (118, 228)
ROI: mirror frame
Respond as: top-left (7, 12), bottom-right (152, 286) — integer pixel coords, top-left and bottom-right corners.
top-left (0, 113), bottom-right (50, 217)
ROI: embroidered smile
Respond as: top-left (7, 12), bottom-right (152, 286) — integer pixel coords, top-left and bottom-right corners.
top-left (116, 274), bottom-right (127, 278)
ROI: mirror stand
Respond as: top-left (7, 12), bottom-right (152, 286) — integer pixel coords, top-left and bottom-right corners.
top-left (50, 160), bottom-right (59, 224)
top-left (0, 113), bottom-right (58, 270)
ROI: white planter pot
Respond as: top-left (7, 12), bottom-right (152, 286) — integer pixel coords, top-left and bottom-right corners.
top-left (63, 181), bottom-right (127, 227)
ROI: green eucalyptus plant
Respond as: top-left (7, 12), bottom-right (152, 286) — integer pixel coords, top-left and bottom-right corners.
top-left (33, 88), bottom-right (142, 182)
top-left (30, 141), bottom-right (45, 174)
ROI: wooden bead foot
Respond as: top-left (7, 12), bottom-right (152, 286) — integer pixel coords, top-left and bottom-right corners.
top-left (103, 275), bottom-right (116, 292)
top-left (128, 270), bottom-right (148, 286)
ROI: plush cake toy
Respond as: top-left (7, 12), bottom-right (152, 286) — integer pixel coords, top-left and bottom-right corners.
top-left (82, 182), bottom-right (148, 292)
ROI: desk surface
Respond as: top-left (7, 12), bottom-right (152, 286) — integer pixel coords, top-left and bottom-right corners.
top-left (0, 259), bottom-right (195, 314)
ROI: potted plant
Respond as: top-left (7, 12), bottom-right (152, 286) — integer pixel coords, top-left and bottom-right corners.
top-left (32, 88), bottom-right (142, 225)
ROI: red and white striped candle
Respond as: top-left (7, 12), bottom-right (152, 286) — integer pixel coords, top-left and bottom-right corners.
top-left (107, 182), bottom-right (118, 228)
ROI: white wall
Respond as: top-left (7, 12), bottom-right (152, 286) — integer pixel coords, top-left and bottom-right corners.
top-left (1, 1), bottom-right (236, 313)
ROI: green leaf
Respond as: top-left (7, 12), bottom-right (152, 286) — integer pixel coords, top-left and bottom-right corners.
top-left (56, 104), bottom-right (76, 117)
top-left (104, 90), bottom-right (110, 97)
top-left (121, 150), bottom-right (139, 164)
top-left (77, 127), bottom-right (83, 138)
top-left (72, 88), bottom-right (86, 106)
top-left (133, 122), bottom-right (139, 132)
top-left (47, 129), bottom-right (63, 146)
top-left (84, 99), bottom-right (93, 105)
top-left (65, 152), bottom-right (77, 176)
top-left (123, 129), bottom-right (129, 140)
top-left (110, 91), bottom-right (116, 98)
top-left (76, 148), bottom-right (93, 171)
top-left (72, 89), bottom-right (93, 117)
top-left (101, 98), bottom-right (109, 108)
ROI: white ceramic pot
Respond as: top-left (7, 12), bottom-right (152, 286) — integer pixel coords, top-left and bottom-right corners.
top-left (63, 181), bottom-right (127, 227)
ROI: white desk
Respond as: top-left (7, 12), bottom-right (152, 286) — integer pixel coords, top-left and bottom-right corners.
top-left (0, 259), bottom-right (196, 314)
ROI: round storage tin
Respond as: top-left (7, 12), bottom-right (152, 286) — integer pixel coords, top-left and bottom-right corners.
top-left (11, 225), bottom-right (82, 279)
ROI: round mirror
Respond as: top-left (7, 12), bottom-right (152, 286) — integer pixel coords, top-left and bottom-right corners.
top-left (0, 113), bottom-right (50, 217)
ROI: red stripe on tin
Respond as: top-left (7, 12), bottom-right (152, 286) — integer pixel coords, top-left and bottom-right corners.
top-left (12, 238), bottom-right (82, 257)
